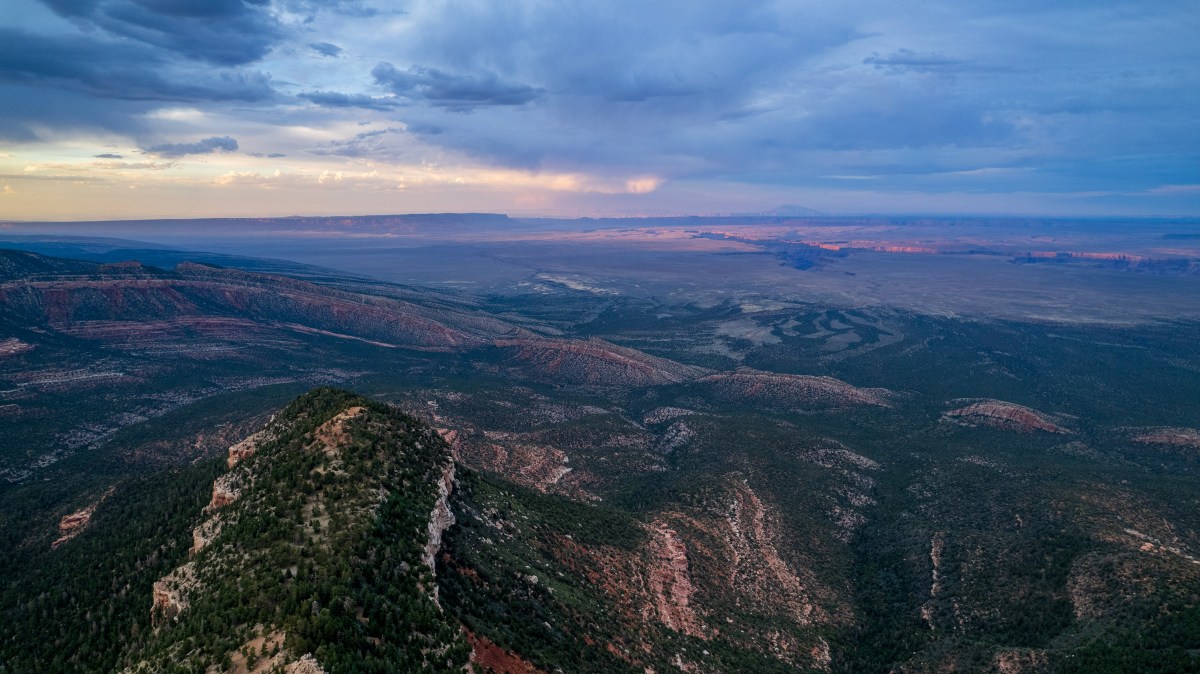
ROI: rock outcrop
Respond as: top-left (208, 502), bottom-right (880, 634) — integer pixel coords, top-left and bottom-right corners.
top-left (424, 462), bottom-right (457, 574)
top-left (643, 407), bottom-right (696, 425)
top-left (226, 428), bottom-right (269, 468)
top-left (656, 421), bottom-right (695, 454)
top-left (944, 399), bottom-right (1069, 433)
top-left (310, 406), bottom-right (364, 457)
top-left (208, 474), bottom-right (241, 510)
top-left (643, 522), bottom-right (707, 638)
top-left (52, 506), bottom-right (96, 549)
top-left (50, 488), bottom-right (113, 549)
top-left (138, 389), bottom-right (467, 671)
top-left (0, 337), bottom-right (34, 357)
top-left (151, 562), bottom-right (197, 625)
top-left (457, 432), bottom-right (573, 494)
top-left (284, 654), bottom-right (327, 674)
top-left (190, 516), bottom-right (223, 556)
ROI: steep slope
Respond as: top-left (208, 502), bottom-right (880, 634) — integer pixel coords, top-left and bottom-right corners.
top-left (129, 388), bottom-right (469, 673)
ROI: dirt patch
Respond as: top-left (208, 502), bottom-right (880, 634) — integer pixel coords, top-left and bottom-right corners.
top-left (311, 406), bottom-right (365, 457)
top-left (467, 630), bottom-right (545, 674)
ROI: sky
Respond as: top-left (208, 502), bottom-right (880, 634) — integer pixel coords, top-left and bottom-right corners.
top-left (0, 0), bottom-right (1198, 220)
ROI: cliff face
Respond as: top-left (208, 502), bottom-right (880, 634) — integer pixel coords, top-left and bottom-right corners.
top-left (424, 461), bottom-right (457, 605)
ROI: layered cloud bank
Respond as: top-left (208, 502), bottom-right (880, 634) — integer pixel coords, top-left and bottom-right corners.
top-left (1, 0), bottom-right (1197, 218)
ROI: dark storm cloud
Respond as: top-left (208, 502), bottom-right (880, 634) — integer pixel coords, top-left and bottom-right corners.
top-left (371, 63), bottom-right (543, 110)
top-left (144, 136), bottom-right (239, 156)
top-left (309, 42), bottom-right (343, 57)
top-left (299, 90), bottom-right (399, 110)
top-left (38, 0), bottom-right (282, 65)
top-left (0, 25), bottom-right (274, 140)
top-left (0, 28), bottom-right (275, 102)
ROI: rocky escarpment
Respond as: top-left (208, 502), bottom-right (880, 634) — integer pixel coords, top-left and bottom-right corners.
top-left (136, 388), bottom-right (468, 673)
top-left (424, 460), bottom-right (457, 603)
top-left (0, 250), bottom-right (520, 351)
top-left (495, 337), bottom-right (707, 386)
top-left (225, 425), bottom-right (272, 468)
top-left (1132, 427), bottom-right (1200, 450)
top-left (151, 562), bottom-right (197, 626)
top-left (698, 369), bottom-right (893, 408)
top-left (944, 399), bottom-right (1070, 433)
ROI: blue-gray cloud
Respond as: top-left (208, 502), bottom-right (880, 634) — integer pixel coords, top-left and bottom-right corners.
top-left (0, 28), bottom-right (274, 103)
top-left (372, 63), bottom-right (543, 110)
top-left (144, 136), bottom-right (239, 157)
top-left (38, 0), bottom-right (282, 65)
top-left (308, 127), bottom-right (405, 158)
top-left (0, 25), bottom-right (275, 140)
top-left (309, 42), bottom-right (343, 58)
top-left (299, 90), bottom-right (399, 110)
top-left (94, 153), bottom-right (124, 158)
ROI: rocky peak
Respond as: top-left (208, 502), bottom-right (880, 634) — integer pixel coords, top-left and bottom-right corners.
top-left (136, 388), bottom-right (467, 672)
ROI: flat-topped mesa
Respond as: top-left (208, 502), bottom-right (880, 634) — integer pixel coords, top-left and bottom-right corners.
top-left (945, 400), bottom-right (1069, 434)
top-left (698, 369), bottom-right (893, 408)
top-left (494, 337), bottom-right (707, 386)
